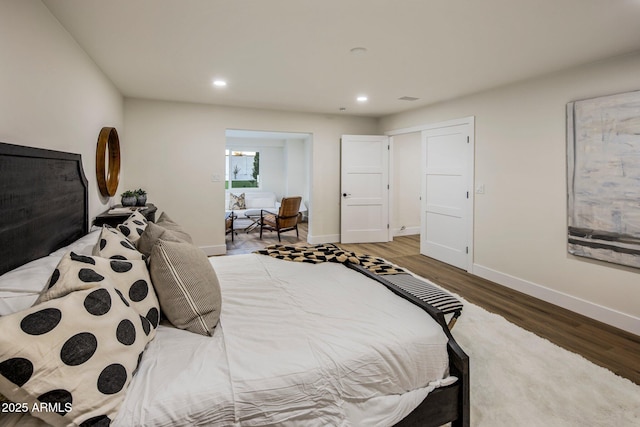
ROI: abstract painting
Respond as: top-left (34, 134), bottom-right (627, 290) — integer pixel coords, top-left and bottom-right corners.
top-left (567, 90), bottom-right (640, 268)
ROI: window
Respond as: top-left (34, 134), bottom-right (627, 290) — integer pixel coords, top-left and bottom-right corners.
top-left (225, 150), bottom-right (260, 189)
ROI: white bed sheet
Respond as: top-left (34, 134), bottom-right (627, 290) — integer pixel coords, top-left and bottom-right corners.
top-left (112, 323), bottom-right (236, 426)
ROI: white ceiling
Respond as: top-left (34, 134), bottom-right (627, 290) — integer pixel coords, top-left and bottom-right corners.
top-left (43, 0), bottom-right (640, 118)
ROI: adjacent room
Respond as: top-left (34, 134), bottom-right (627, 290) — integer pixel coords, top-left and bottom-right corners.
top-left (1, 1), bottom-right (639, 426)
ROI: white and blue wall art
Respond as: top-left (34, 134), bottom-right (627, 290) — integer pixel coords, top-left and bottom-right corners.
top-left (567, 90), bottom-right (640, 268)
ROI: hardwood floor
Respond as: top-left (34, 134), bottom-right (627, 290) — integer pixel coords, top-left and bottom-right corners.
top-left (225, 227), bottom-right (640, 385)
top-left (225, 221), bottom-right (310, 255)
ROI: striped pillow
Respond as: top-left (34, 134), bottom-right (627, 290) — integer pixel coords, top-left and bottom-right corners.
top-left (148, 240), bottom-right (222, 336)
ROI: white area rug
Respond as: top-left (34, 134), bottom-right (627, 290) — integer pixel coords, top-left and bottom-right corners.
top-left (451, 297), bottom-right (640, 426)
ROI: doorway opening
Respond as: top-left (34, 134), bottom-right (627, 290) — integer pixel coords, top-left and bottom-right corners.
top-left (225, 129), bottom-right (313, 243)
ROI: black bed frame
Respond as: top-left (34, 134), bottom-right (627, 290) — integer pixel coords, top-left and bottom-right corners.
top-left (0, 142), bottom-right (88, 275)
top-left (0, 141), bottom-right (469, 427)
top-left (349, 264), bottom-right (470, 427)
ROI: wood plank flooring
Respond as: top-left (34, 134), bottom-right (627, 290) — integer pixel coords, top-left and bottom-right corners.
top-left (225, 227), bottom-right (640, 385)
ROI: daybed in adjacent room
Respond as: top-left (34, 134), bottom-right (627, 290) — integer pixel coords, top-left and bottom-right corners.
top-left (0, 142), bottom-right (469, 427)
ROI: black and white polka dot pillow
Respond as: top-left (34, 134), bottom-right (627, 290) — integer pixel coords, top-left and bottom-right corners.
top-left (0, 283), bottom-right (150, 426)
top-left (93, 225), bottom-right (145, 261)
top-left (117, 210), bottom-right (148, 244)
top-left (38, 251), bottom-right (160, 337)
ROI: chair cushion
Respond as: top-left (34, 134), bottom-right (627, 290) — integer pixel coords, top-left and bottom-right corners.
top-left (262, 214), bottom-right (277, 227)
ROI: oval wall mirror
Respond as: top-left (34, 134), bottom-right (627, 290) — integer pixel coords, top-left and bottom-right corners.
top-left (96, 127), bottom-right (121, 197)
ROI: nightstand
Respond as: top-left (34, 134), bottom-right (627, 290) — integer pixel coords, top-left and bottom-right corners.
top-left (93, 204), bottom-right (157, 228)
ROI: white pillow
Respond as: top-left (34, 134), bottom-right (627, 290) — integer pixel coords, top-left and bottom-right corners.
top-left (0, 231), bottom-right (101, 316)
top-left (48, 229), bottom-right (100, 258)
top-left (0, 256), bottom-right (58, 294)
top-left (0, 257), bottom-right (59, 316)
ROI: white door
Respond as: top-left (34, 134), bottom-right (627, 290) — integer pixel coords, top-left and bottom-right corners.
top-left (341, 135), bottom-right (390, 244)
top-left (421, 122), bottom-right (473, 270)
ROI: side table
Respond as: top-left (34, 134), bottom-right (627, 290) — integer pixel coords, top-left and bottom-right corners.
top-left (93, 204), bottom-right (157, 228)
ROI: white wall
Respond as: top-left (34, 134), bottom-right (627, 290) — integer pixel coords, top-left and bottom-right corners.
top-left (284, 138), bottom-right (310, 209)
top-left (379, 52), bottom-right (640, 334)
top-left (391, 132), bottom-right (421, 235)
top-left (123, 98), bottom-right (377, 255)
top-left (0, 0), bottom-right (123, 221)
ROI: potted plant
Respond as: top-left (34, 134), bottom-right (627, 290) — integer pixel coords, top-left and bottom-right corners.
top-left (121, 190), bottom-right (137, 207)
top-left (134, 188), bottom-right (147, 206)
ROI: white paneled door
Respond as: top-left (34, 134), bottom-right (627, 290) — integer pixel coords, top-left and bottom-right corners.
top-left (421, 121), bottom-right (474, 271)
top-left (340, 135), bottom-right (390, 244)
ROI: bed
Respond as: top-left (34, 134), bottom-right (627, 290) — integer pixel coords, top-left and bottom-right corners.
top-left (0, 142), bottom-right (469, 427)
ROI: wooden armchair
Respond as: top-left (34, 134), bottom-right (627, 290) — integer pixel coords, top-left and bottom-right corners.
top-left (225, 211), bottom-right (236, 241)
top-left (259, 196), bottom-right (302, 241)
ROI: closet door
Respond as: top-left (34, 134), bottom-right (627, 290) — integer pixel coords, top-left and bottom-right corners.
top-left (421, 122), bottom-right (473, 271)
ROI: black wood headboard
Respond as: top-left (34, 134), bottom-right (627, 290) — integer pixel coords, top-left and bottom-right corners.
top-left (0, 142), bottom-right (88, 275)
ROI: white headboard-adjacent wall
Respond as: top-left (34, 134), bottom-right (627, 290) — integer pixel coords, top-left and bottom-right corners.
top-left (0, 1), bottom-right (123, 222)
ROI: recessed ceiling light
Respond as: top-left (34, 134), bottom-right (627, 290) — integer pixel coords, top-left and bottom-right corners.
top-left (213, 79), bottom-right (227, 87)
top-left (356, 95), bottom-right (368, 102)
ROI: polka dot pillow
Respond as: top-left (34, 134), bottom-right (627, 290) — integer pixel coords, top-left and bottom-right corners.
top-left (0, 283), bottom-right (151, 426)
top-left (38, 251), bottom-right (160, 339)
top-left (93, 225), bottom-right (145, 261)
top-left (117, 210), bottom-right (148, 244)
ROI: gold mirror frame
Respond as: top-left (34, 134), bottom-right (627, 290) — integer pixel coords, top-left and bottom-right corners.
top-left (96, 127), bottom-right (121, 197)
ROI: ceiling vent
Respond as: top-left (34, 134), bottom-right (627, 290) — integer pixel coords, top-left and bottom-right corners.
top-left (398, 96), bottom-right (419, 101)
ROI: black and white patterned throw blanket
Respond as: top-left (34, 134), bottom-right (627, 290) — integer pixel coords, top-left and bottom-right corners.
top-left (254, 243), bottom-right (464, 326)
top-left (254, 243), bottom-right (406, 275)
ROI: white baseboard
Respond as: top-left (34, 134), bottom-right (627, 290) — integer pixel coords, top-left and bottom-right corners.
top-left (393, 226), bottom-right (420, 237)
top-left (473, 263), bottom-right (640, 336)
top-left (201, 244), bottom-right (227, 257)
top-left (307, 234), bottom-right (340, 245)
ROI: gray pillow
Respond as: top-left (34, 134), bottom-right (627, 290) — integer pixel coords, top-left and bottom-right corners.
top-left (148, 240), bottom-right (221, 336)
top-left (136, 222), bottom-right (185, 258)
top-left (156, 212), bottom-right (193, 243)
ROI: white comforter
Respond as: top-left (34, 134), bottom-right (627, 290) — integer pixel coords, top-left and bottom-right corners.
top-left (114, 254), bottom-right (451, 427)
